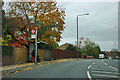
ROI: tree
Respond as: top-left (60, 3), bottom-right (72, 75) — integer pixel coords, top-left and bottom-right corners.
top-left (4, 0), bottom-right (65, 48)
top-left (1, 0), bottom-right (12, 46)
top-left (75, 37), bottom-right (101, 58)
top-left (74, 37), bottom-right (84, 49)
top-left (82, 38), bottom-right (101, 58)
top-left (66, 44), bottom-right (77, 51)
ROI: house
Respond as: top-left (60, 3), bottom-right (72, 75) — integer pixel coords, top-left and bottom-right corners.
top-left (103, 51), bottom-right (120, 59)
top-left (57, 43), bottom-right (76, 51)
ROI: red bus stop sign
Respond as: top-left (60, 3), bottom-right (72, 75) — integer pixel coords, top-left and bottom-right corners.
top-left (31, 29), bottom-right (36, 34)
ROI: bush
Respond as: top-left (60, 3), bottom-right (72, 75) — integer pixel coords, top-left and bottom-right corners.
top-left (66, 45), bottom-right (76, 51)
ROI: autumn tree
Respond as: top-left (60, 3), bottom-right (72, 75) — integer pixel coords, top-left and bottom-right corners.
top-left (74, 37), bottom-right (84, 52)
top-left (75, 37), bottom-right (101, 58)
top-left (1, 0), bottom-right (12, 46)
top-left (4, 0), bottom-right (65, 48)
top-left (82, 38), bottom-right (101, 58)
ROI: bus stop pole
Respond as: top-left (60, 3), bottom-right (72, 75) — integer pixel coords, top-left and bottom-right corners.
top-left (35, 28), bottom-right (37, 65)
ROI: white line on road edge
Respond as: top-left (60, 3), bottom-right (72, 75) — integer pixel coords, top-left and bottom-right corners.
top-left (87, 71), bottom-right (92, 80)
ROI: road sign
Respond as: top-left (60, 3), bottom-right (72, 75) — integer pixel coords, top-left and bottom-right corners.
top-left (31, 29), bottom-right (36, 34)
top-left (31, 34), bottom-right (36, 38)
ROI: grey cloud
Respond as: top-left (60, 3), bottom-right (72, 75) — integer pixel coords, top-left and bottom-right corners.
top-left (58, 2), bottom-right (118, 51)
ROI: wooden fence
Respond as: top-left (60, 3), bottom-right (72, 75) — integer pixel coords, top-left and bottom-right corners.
top-left (2, 46), bottom-right (28, 65)
top-left (52, 49), bottom-right (82, 59)
top-left (2, 46), bottom-right (82, 65)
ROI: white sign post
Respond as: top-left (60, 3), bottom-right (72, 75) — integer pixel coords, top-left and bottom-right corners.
top-left (31, 34), bottom-right (36, 38)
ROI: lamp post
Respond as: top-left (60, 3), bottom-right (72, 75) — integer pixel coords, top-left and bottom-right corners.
top-left (77, 13), bottom-right (89, 59)
top-left (114, 27), bottom-right (117, 50)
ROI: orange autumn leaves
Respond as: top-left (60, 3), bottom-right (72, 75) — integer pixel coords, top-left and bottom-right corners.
top-left (7, 1), bottom-right (65, 47)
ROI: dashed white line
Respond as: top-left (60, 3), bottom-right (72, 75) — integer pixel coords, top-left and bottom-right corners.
top-left (104, 63), bottom-right (108, 65)
top-left (102, 59), bottom-right (104, 62)
top-left (102, 60), bottom-right (118, 71)
top-left (88, 65), bottom-right (92, 69)
top-left (92, 63), bottom-right (95, 65)
top-left (102, 60), bottom-right (107, 65)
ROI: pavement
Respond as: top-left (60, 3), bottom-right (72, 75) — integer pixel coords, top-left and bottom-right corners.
top-left (1, 58), bottom-right (80, 76)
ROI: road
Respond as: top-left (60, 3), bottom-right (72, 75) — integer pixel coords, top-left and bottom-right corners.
top-left (3, 59), bottom-right (120, 79)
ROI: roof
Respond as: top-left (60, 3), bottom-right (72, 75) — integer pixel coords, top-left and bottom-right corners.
top-left (57, 43), bottom-right (74, 50)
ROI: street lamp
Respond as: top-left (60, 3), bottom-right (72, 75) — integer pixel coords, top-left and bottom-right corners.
top-left (114, 27), bottom-right (117, 51)
top-left (77, 13), bottom-right (89, 59)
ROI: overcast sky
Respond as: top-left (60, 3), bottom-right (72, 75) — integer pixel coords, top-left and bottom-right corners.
top-left (3, 0), bottom-right (119, 51)
top-left (57, 1), bottom-right (118, 51)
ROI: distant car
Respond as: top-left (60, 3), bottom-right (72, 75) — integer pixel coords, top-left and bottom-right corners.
top-left (108, 57), bottom-right (112, 59)
top-left (99, 54), bottom-right (105, 59)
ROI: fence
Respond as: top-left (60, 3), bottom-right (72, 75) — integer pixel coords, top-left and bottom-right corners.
top-left (2, 46), bottom-right (14, 65)
top-left (2, 46), bottom-right (82, 65)
top-left (13, 47), bottom-right (28, 64)
top-left (86, 56), bottom-right (93, 59)
top-left (52, 49), bottom-right (82, 59)
top-left (38, 49), bottom-right (52, 61)
top-left (2, 46), bottom-right (28, 65)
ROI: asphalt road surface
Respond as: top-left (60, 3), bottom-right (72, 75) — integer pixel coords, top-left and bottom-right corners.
top-left (3, 59), bottom-right (120, 79)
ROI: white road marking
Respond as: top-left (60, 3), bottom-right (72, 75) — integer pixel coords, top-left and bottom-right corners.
top-left (102, 60), bottom-right (118, 71)
top-left (92, 63), bottom-right (95, 65)
top-left (87, 71), bottom-right (92, 80)
top-left (88, 65), bottom-right (92, 69)
top-left (93, 74), bottom-right (119, 78)
top-left (102, 60), bottom-right (103, 62)
top-left (104, 63), bottom-right (108, 65)
top-left (87, 64), bottom-right (93, 80)
top-left (90, 68), bottom-right (118, 72)
top-left (91, 70), bottom-right (120, 74)
top-left (90, 60), bottom-right (119, 79)
top-left (109, 66), bottom-right (118, 71)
